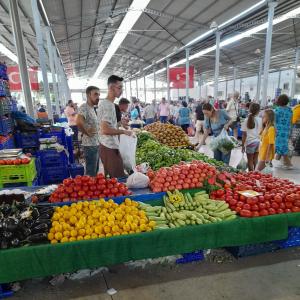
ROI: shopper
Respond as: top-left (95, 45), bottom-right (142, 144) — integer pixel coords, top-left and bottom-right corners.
top-left (290, 102), bottom-right (300, 156)
top-left (158, 97), bottom-right (170, 123)
top-left (169, 101), bottom-right (176, 124)
top-left (98, 75), bottom-right (132, 178)
top-left (77, 86), bottom-right (101, 177)
top-left (115, 98), bottom-right (130, 127)
top-left (256, 109), bottom-right (276, 172)
top-left (64, 100), bottom-right (77, 126)
top-left (37, 105), bottom-right (48, 119)
top-left (143, 100), bottom-right (157, 125)
top-left (177, 101), bottom-right (191, 133)
top-left (226, 92), bottom-right (240, 139)
top-left (130, 99), bottom-right (141, 120)
top-left (274, 94), bottom-right (293, 169)
top-left (198, 103), bottom-right (233, 164)
top-left (241, 103), bottom-right (262, 171)
top-left (195, 100), bottom-right (205, 143)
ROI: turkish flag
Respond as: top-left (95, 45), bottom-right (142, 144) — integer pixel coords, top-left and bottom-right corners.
top-left (7, 66), bottom-right (39, 91)
top-left (169, 66), bottom-right (194, 89)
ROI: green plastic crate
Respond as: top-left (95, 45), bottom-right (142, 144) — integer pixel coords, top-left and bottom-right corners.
top-left (0, 159), bottom-right (37, 188)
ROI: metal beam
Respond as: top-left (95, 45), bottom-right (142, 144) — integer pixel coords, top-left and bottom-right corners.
top-left (166, 58), bottom-right (170, 101)
top-left (8, 0), bottom-right (34, 118)
top-left (214, 30), bottom-right (221, 100)
top-left (144, 76), bottom-right (147, 102)
top-left (153, 66), bottom-right (157, 100)
top-left (185, 48), bottom-right (190, 100)
top-left (256, 59), bottom-right (263, 101)
top-left (291, 47), bottom-right (300, 98)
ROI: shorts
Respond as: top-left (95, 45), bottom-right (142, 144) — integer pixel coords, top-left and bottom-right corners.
top-left (246, 141), bottom-right (260, 154)
top-left (196, 120), bottom-right (204, 132)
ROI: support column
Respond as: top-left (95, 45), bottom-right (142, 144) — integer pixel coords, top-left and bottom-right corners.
top-left (233, 67), bottom-right (237, 93)
top-left (261, 0), bottom-right (278, 107)
top-left (153, 66), bottom-right (157, 100)
top-left (256, 59), bottom-right (263, 102)
top-left (214, 30), bottom-right (221, 100)
top-left (9, 0), bottom-right (34, 118)
top-left (185, 48), bottom-right (190, 101)
top-left (31, 0), bottom-right (53, 121)
top-left (45, 27), bottom-right (59, 115)
top-left (54, 54), bottom-right (63, 107)
top-left (143, 76), bottom-right (147, 102)
top-left (136, 78), bottom-right (139, 98)
top-left (129, 80), bottom-right (132, 98)
top-left (166, 58), bottom-right (170, 101)
top-left (277, 70), bottom-right (281, 89)
top-left (198, 76), bottom-right (202, 99)
top-left (291, 48), bottom-right (300, 98)
top-left (225, 80), bottom-right (228, 99)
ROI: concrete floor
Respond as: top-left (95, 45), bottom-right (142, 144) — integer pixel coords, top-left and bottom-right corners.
top-left (11, 248), bottom-right (300, 300)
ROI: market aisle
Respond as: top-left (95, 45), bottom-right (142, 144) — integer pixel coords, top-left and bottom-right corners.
top-left (11, 248), bottom-right (300, 300)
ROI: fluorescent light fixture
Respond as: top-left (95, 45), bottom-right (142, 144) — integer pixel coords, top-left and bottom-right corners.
top-left (151, 5), bottom-right (300, 74)
top-left (92, 0), bottom-right (151, 79)
top-left (0, 43), bottom-right (18, 63)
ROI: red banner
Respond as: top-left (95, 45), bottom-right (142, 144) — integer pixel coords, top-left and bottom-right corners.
top-left (7, 66), bottom-right (39, 91)
top-left (169, 66), bottom-right (194, 89)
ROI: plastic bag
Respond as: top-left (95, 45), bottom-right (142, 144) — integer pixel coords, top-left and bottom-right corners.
top-left (262, 163), bottom-right (273, 175)
top-left (126, 172), bottom-right (149, 188)
top-left (209, 129), bottom-right (238, 154)
top-left (237, 154), bottom-right (248, 171)
top-left (119, 134), bottom-right (137, 171)
top-left (187, 126), bottom-right (195, 137)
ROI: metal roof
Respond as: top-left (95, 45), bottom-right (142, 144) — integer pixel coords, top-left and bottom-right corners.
top-left (0, 0), bottom-right (300, 85)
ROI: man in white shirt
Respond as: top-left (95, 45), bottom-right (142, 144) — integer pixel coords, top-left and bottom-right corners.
top-left (226, 91), bottom-right (240, 139)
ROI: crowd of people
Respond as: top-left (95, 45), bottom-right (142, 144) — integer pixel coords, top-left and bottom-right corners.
top-left (50, 75), bottom-right (300, 177)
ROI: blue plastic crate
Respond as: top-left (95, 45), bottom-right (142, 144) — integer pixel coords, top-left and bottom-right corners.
top-left (277, 227), bottom-right (300, 249)
top-left (69, 163), bottom-right (84, 178)
top-left (40, 166), bottom-right (69, 185)
top-left (40, 127), bottom-right (66, 146)
top-left (15, 131), bottom-right (40, 148)
top-left (66, 136), bottom-right (74, 163)
top-left (0, 284), bottom-right (13, 299)
top-left (0, 117), bottom-right (13, 135)
top-left (0, 136), bottom-right (14, 150)
top-left (37, 150), bottom-right (68, 168)
top-left (176, 250), bottom-right (204, 264)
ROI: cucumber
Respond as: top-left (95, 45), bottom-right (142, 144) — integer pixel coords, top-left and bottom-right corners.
top-left (195, 218), bottom-right (203, 225)
top-left (177, 219), bottom-right (186, 226)
top-left (169, 223), bottom-right (176, 228)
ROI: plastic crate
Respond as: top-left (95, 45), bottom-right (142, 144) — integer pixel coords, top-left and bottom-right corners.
top-left (0, 284), bottom-right (13, 298)
top-left (277, 227), bottom-right (300, 249)
top-left (0, 159), bottom-right (37, 188)
top-left (66, 136), bottom-right (74, 163)
top-left (0, 117), bottom-right (13, 135)
top-left (40, 166), bottom-right (69, 185)
top-left (0, 135), bottom-right (14, 150)
top-left (176, 250), bottom-right (204, 264)
top-left (0, 98), bottom-right (10, 115)
top-left (15, 131), bottom-right (40, 148)
top-left (40, 127), bottom-right (66, 146)
top-left (226, 242), bottom-right (280, 258)
top-left (37, 150), bottom-right (68, 168)
top-left (69, 163), bottom-right (84, 178)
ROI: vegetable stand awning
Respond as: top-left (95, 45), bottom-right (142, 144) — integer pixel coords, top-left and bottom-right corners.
top-left (1, 212), bottom-right (300, 284)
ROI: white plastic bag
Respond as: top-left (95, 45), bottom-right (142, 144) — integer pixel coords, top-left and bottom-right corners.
top-left (126, 172), bottom-right (149, 188)
top-left (119, 134), bottom-right (137, 171)
top-left (237, 154), bottom-right (248, 171)
top-left (262, 163), bottom-right (273, 175)
top-left (209, 129), bottom-right (238, 154)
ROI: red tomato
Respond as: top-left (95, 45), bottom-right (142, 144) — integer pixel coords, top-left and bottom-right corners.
top-left (259, 209), bottom-right (269, 216)
top-left (252, 211), bottom-right (260, 217)
top-left (268, 208), bottom-right (276, 215)
top-left (243, 204), bottom-right (251, 210)
top-left (235, 207), bottom-right (242, 213)
top-left (237, 201), bottom-right (244, 208)
top-left (271, 202), bottom-right (279, 210)
top-left (273, 195), bottom-right (282, 203)
top-left (258, 203), bottom-right (267, 210)
top-left (277, 208), bottom-right (284, 214)
top-left (292, 207), bottom-right (300, 213)
top-left (285, 208), bottom-right (292, 213)
top-left (285, 202), bottom-right (293, 209)
top-left (251, 204), bottom-right (259, 211)
top-left (240, 209), bottom-right (252, 218)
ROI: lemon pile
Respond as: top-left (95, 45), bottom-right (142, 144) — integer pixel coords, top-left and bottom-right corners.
top-left (48, 198), bottom-right (155, 244)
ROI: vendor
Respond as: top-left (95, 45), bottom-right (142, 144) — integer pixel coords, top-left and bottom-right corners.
top-left (115, 97), bottom-right (130, 128)
top-left (76, 86), bottom-right (100, 177)
top-left (98, 75), bottom-right (132, 178)
top-left (198, 103), bottom-right (233, 164)
top-left (64, 100), bottom-right (77, 126)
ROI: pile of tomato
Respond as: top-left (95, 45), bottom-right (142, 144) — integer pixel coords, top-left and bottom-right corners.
top-left (0, 158), bottom-right (31, 165)
top-left (211, 171), bottom-right (300, 217)
top-left (49, 174), bottom-right (131, 203)
top-left (149, 160), bottom-right (217, 193)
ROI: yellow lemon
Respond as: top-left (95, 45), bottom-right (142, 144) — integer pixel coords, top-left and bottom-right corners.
top-left (48, 232), bottom-right (54, 240)
top-left (62, 223), bottom-right (70, 230)
top-left (49, 227), bottom-right (56, 234)
top-left (52, 220), bottom-right (59, 227)
top-left (113, 232), bottom-right (120, 236)
top-left (94, 226), bottom-right (103, 234)
top-left (112, 225), bottom-right (120, 233)
top-left (69, 237), bottom-right (77, 242)
top-left (135, 229), bottom-right (141, 233)
top-left (123, 224), bottom-right (130, 232)
top-left (98, 233), bottom-right (105, 238)
top-left (146, 227), bottom-right (152, 232)
top-left (61, 237), bottom-right (69, 243)
top-left (106, 233), bottom-right (112, 237)
top-left (129, 230), bottom-right (135, 234)
top-left (83, 201), bottom-right (89, 207)
top-left (130, 223), bottom-right (137, 231)
top-left (69, 216), bottom-right (77, 224)
top-left (63, 230), bottom-right (70, 237)
top-left (52, 212), bottom-right (61, 221)
top-left (107, 215), bottom-right (115, 222)
top-left (104, 226), bottom-right (111, 234)
top-left (92, 211), bottom-right (100, 219)
top-left (84, 235), bottom-right (91, 240)
top-left (70, 229), bottom-right (78, 237)
top-left (77, 236), bottom-right (83, 241)
top-left (87, 219), bottom-right (94, 226)
top-left (140, 224), bottom-right (146, 231)
top-left (124, 198), bottom-right (131, 206)
top-left (107, 221), bottom-right (115, 227)
top-left (85, 228), bottom-right (93, 235)
top-left (51, 239), bottom-right (58, 244)
top-left (121, 231), bottom-right (128, 235)
top-left (70, 207), bottom-right (77, 215)
top-left (54, 224), bottom-right (63, 232)
top-left (76, 202), bottom-right (83, 210)
top-left (91, 233), bottom-right (98, 239)
top-left (70, 203), bottom-right (77, 208)
top-left (149, 221), bottom-right (156, 228)
top-left (54, 232), bottom-right (63, 241)
top-left (126, 215), bottom-right (133, 222)
top-left (78, 228), bottom-right (86, 236)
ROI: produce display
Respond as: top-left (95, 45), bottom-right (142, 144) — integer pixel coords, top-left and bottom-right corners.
top-left (137, 139), bottom-right (227, 171)
top-left (0, 202), bottom-right (54, 249)
top-left (210, 171), bottom-right (300, 217)
top-left (139, 190), bottom-right (236, 229)
top-left (136, 131), bottom-right (156, 148)
top-left (48, 198), bottom-right (155, 243)
top-left (144, 122), bottom-right (193, 148)
top-left (49, 174), bottom-right (131, 203)
top-left (149, 161), bottom-right (218, 193)
top-left (0, 157), bottom-right (31, 165)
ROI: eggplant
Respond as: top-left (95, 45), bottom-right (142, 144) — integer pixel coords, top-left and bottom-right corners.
top-left (33, 218), bottom-right (51, 227)
top-left (31, 223), bottom-right (49, 233)
top-left (31, 207), bottom-right (40, 219)
top-left (0, 239), bottom-right (9, 249)
top-left (3, 217), bottom-right (19, 231)
top-left (37, 207), bottom-right (54, 214)
top-left (2, 231), bottom-right (13, 239)
top-left (0, 204), bottom-right (12, 217)
top-left (21, 218), bottom-right (35, 228)
top-left (38, 213), bottom-right (52, 220)
top-left (19, 226), bottom-right (31, 237)
top-left (26, 232), bottom-right (48, 243)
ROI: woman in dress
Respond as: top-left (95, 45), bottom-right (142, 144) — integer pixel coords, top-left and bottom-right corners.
top-left (274, 94), bottom-right (293, 169)
top-left (177, 101), bottom-right (191, 133)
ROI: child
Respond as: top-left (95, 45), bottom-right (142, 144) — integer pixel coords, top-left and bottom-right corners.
top-left (241, 103), bottom-right (262, 171)
top-left (256, 109), bottom-right (276, 172)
